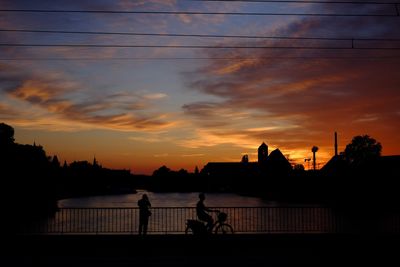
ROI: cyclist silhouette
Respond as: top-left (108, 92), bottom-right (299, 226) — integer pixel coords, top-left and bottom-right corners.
top-left (196, 193), bottom-right (216, 232)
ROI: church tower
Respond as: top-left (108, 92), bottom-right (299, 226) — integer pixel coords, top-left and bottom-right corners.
top-left (258, 142), bottom-right (268, 164)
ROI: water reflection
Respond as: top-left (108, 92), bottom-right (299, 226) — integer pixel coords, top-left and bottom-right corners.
top-left (58, 190), bottom-right (278, 208)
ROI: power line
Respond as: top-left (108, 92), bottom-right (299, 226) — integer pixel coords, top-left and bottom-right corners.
top-left (0, 9), bottom-right (398, 17)
top-left (1, 29), bottom-right (400, 42)
top-left (190, 0), bottom-right (399, 4)
top-left (0, 43), bottom-right (399, 50)
top-left (0, 56), bottom-right (399, 61)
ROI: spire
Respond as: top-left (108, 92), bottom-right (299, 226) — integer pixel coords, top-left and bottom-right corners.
top-left (259, 142), bottom-right (267, 148)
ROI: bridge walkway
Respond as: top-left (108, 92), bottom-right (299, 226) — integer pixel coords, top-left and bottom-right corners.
top-left (8, 233), bottom-right (400, 266)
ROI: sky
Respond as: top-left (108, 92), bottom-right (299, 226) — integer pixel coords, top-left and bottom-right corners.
top-left (0, 0), bottom-right (399, 174)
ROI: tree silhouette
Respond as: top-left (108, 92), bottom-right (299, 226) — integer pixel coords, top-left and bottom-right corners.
top-left (0, 122), bottom-right (15, 145)
top-left (293, 164), bottom-right (305, 171)
top-left (344, 135), bottom-right (382, 165)
top-left (311, 146), bottom-right (319, 170)
top-left (153, 165), bottom-right (171, 176)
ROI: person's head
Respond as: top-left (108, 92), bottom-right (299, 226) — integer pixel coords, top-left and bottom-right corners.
top-left (142, 194), bottom-right (148, 200)
top-left (199, 193), bottom-right (205, 200)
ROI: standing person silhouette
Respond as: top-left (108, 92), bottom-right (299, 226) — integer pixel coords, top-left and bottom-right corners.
top-left (196, 193), bottom-right (216, 233)
top-left (138, 194), bottom-right (151, 235)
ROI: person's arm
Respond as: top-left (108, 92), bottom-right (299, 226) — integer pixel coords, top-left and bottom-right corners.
top-left (204, 206), bottom-right (218, 213)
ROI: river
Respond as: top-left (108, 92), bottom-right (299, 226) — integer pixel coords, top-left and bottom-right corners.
top-left (58, 190), bottom-right (282, 208)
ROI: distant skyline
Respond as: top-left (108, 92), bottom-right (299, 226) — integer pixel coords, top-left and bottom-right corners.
top-left (1, 0), bottom-right (399, 174)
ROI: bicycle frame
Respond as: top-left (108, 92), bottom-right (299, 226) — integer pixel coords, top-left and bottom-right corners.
top-left (185, 211), bottom-right (234, 235)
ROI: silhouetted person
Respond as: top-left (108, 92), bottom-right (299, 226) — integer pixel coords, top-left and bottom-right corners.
top-left (138, 194), bottom-right (151, 235)
top-left (196, 193), bottom-right (216, 232)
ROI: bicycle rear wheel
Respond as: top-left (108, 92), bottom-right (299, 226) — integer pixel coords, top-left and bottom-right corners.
top-left (214, 223), bottom-right (234, 234)
top-left (185, 226), bottom-right (194, 234)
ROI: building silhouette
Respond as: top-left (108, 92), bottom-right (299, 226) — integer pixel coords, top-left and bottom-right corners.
top-left (201, 142), bottom-right (292, 191)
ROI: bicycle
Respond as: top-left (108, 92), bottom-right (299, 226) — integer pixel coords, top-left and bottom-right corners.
top-left (185, 210), bottom-right (234, 235)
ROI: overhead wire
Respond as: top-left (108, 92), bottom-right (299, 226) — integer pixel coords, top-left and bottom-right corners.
top-left (1, 29), bottom-right (400, 42)
top-left (0, 9), bottom-right (399, 17)
top-left (0, 43), bottom-right (399, 50)
top-left (0, 56), bottom-right (399, 61)
top-left (189, 0), bottom-right (399, 4)
top-left (1, 3), bottom-right (398, 60)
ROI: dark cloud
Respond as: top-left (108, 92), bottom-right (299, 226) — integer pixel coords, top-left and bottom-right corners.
top-left (182, 102), bottom-right (238, 127)
top-left (182, 102), bottom-right (220, 117)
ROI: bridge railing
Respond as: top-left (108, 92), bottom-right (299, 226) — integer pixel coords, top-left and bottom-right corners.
top-left (18, 206), bottom-right (400, 234)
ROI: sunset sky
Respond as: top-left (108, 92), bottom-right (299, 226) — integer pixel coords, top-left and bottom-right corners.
top-left (1, 0), bottom-right (399, 174)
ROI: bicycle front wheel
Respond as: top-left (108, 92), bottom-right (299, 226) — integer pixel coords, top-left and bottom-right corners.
top-left (214, 223), bottom-right (234, 234)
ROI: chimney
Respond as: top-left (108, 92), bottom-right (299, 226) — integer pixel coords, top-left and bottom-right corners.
top-left (334, 132), bottom-right (338, 156)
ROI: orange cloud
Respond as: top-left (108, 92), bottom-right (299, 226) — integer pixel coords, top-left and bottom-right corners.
top-left (214, 59), bottom-right (260, 75)
top-left (8, 79), bottom-right (66, 103)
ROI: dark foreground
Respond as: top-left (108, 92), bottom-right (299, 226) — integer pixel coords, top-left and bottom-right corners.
top-left (7, 234), bottom-right (400, 266)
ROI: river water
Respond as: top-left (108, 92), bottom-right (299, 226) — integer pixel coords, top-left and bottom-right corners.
top-left (58, 190), bottom-right (280, 208)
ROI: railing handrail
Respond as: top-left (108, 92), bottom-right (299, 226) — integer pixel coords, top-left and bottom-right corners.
top-left (56, 205), bottom-right (330, 209)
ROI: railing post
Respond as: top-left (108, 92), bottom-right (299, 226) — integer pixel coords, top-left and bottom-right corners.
top-left (96, 208), bottom-right (98, 235)
top-left (22, 205), bottom-right (399, 235)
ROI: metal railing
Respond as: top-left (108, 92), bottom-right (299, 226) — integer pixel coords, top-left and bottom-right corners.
top-left (18, 206), bottom-right (400, 235)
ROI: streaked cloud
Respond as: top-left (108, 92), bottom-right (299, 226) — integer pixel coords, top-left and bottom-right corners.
top-left (247, 126), bottom-right (290, 132)
top-left (143, 93), bottom-right (168, 100)
top-left (177, 128), bottom-right (255, 149)
top-left (153, 153), bottom-right (169, 158)
top-left (180, 153), bottom-right (204, 157)
top-left (0, 64), bottom-right (174, 132)
top-left (128, 131), bottom-right (173, 143)
top-left (354, 114), bottom-right (379, 123)
top-left (182, 101), bottom-right (254, 127)
top-left (0, 103), bottom-right (20, 120)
